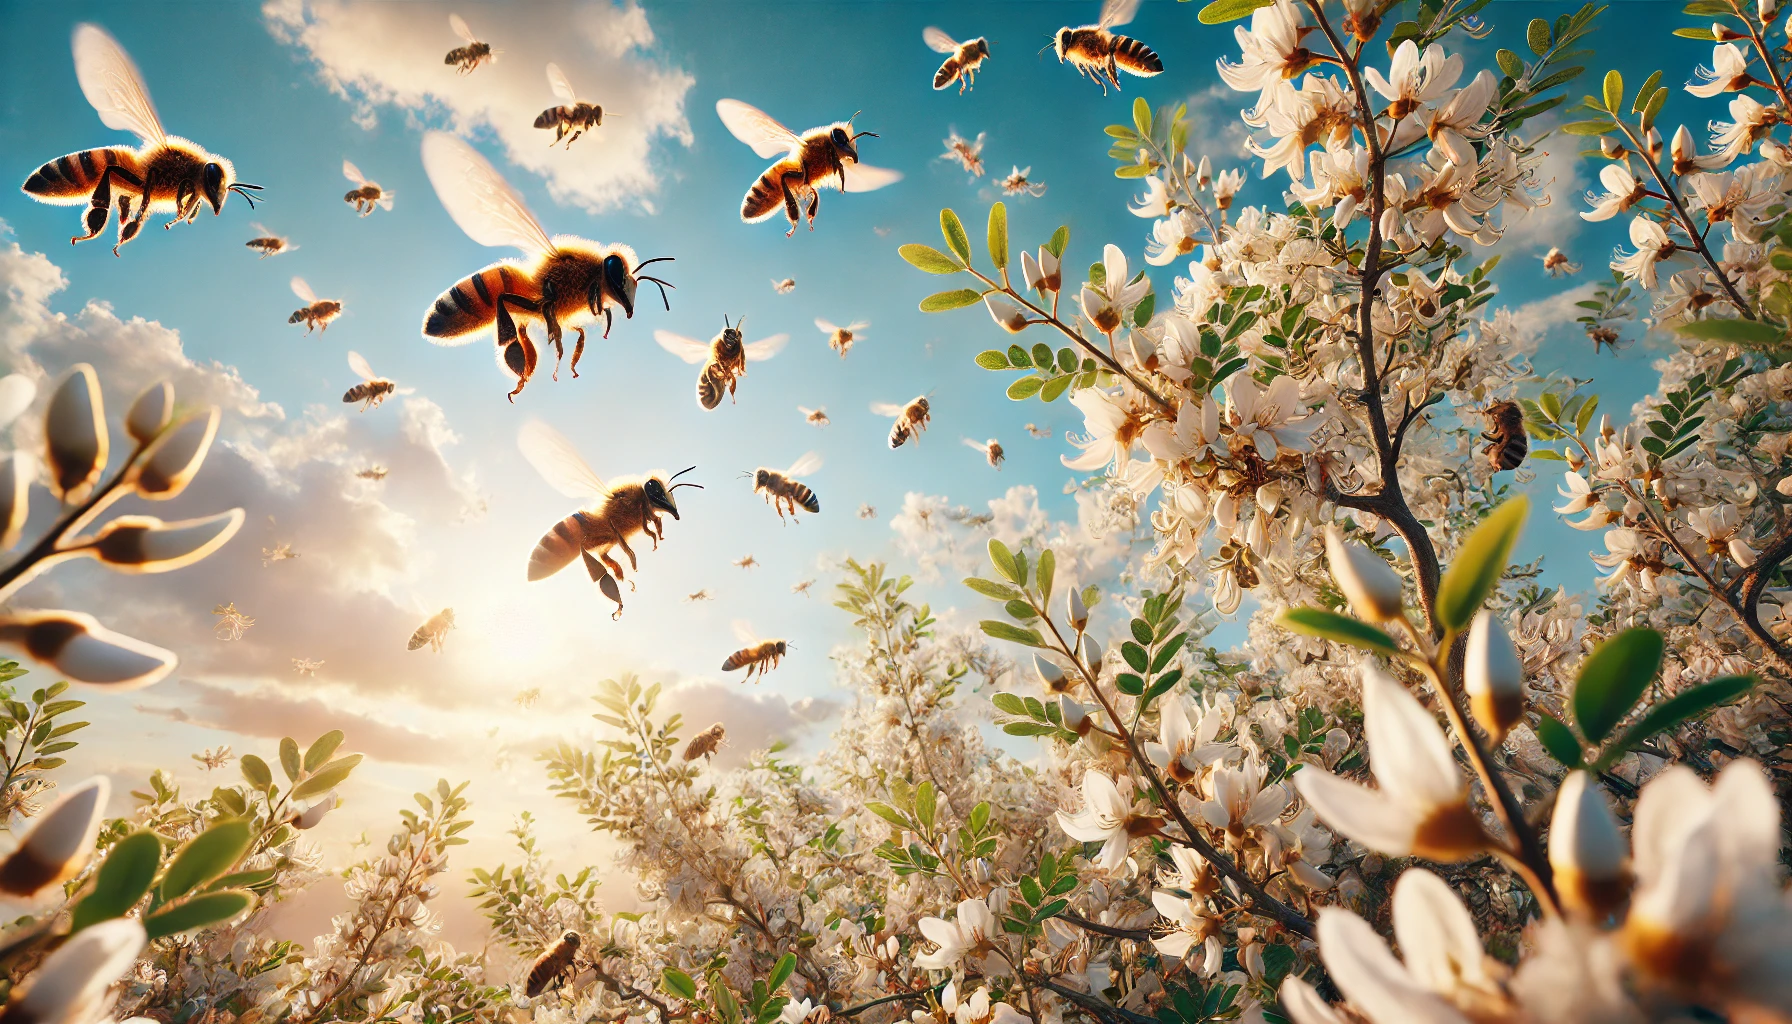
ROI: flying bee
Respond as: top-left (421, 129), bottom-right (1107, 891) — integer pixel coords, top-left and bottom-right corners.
top-left (518, 420), bottom-right (701, 619)
top-left (772, 277), bottom-right (796, 294)
top-left (717, 99), bottom-right (902, 237)
top-left (749, 451), bottom-right (822, 521)
top-left (1542, 247), bottom-right (1581, 278)
top-left (1000, 166), bottom-right (1047, 198)
top-left (734, 554), bottom-right (758, 570)
top-left (924, 27), bottom-right (991, 93)
top-left (791, 579), bottom-right (815, 597)
top-left (1052, 0), bottom-right (1163, 94)
top-left (292, 658), bottom-right (323, 676)
top-left (815, 318), bottom-right (868, 358)
top-left (408, 608), bottom-right (455, 652)
top-left (358, 465), bottom-right (389, 481)
top-left (261, 542), bottom-right (298, 566)
top-left (192, 745), bottom-right (232, 771)
top-left (799, 406), bottom-right (830, 427)
top-left (245, 222), bottom-right (293, 258)
top-left (341, 159), bottom-right (393, 216)
top-left (685, 589), bottom-right (714, 603)
top-left (213, 602), bottom-right (254, 641)
top-left (682, 723), bottom-right (727, 762)
top-left (940, 130), bottom-right (986, 178)
top-left (444, 14), bottom-right (493, 74)
top-left (525, 931), bottom-right (580, 998)
top-left (288, 277), bottom-right (343, 334)
top-left (654, 317), bottom-right (789, 410)
top-left (420, 132), bottom-right (675, 400)
top-left (873, 396), bottom-right (932, 449)
top-left (342, 351), bottom-right (414, 410)
top-left (1025, 423), bottom-right (1051, 438)
top-left (22, 24), bottom-right (262, 255)
top-left (535, 63), bottom-right (604, 148)
top-left (858, 504), bottom-right (877, 519)
top-left (1482, 400), bottom-right (1528, 472)
top-left (964, 437), bottom-right (1005, 468)
top-left (722, 621), bottom-right (788, 683)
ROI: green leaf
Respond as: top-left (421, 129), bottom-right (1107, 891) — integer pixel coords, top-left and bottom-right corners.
top-left (865, 802), bottom-right (909, 828)
top-left (1596, 675), bottom-right (1755, 768)
top-left (975, 350), bottom-right (1011, 370)
top-left (1436, 497), bottom-right (1529, 631)
top-left (1198, 0), bottom-right (1276, 23)
top-left (1496, 48), bottom-right (1525, 78)
top-left (290, 753), bottom-right (363, 802)
top-left (1633, 70), bottom-right (1662, 112)
top-left (920, 288), bottom-right (984, 312)
top-left (1007, 376), bottom-right (1044, 400)
top-left (900, 244), bottom-right (964, 275)
top-left (987, 202), bottom-right (1009, 271)
top-left (1560, 120), bottom-right (1616, 136)
top-left (992, 693), bottom-right (1030, 717)
top-left (1277, 608), bottom-right (1401, 656)
top-left (988, 539), bottom-right (1021, 584)
top-left (278, 737), bottom-right (301, 781)
top-left (1046, 226), bottom-right (1069, 259)
top-left (965, 577), bottom-right (1023, 602)
top-left (1602, 70), bottom-right (1623, 116)
top-left (71, 830), bottom-right (161, 931)
top-left (768, 953), bottom-right (797, 995)
top-left (239, 754), bottom-right (272, 790)
top-left (1534, 712), bottom-right (1584, 768)
top-left (1527, 17), bottom-right (1551, 57)
top-left (1133, 292), bottom-right (1155, 327)
top-left (1672, 25), bottom-right (1718, 39)
top-left (1040, 375), bottom-right (1073, 403)
top-left (980, 620), bottom-right (1046, 648)
top-left (916, 781), bottom-right (937, 829)
top-left (941, 209), bottom-right (973, 265)
top-left (1037, 549), bottom-right (1056, 605)
top-left (1008, 344), bottom-right (1033, 367)
top-left (1676, 317), bottom-right (1787, 347)
top-left (161, 820), bottom-right (254, 903)
top-left (1132, 97), bottom-right (1152, 138)
top-left (663, 968), bottom-right (699, 1002)
top-left (145, 890), bottom-right (253, 939)
top-left (1572, 628), bottom-right (1665, 744)
top-left (303, 730), bottom-right (344, 773)
top-left (1113, 163), bottom-right (1152, 179)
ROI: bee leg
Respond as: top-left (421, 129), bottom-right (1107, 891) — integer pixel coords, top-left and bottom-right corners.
top-left (115, 191), bottom-right (153, 255)
top-left (779, 171), bottom-right (804, 237)
top-left (569, 327), bottom-right (586, 379)
top-left (74, 166), bottom-right (140, 245)
top-left (599, 572), bottom-right (624, 619)
top-left (608, 524), bottom-right (639, 573)
top-left (805, 189), bottom-right (820, 231)
top-left (602, 308), bottom-right (613, 339)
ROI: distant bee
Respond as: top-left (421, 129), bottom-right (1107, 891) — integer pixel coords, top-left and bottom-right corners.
top-left (858, 504), bottom-right (877, 519)
top-left (815, 318), bottom-right (868, 358)
top-left (444, 13), bottom-right (493, 74)
top-left (1025, 423), bottom-right (1051, 438)
top-left (924, 27), bottom-right (991, 93)
top-left (535, 63), bottom-right (604, 149)
top-left (772, 277), bottom-right (796, 294)
top-left (288, 277), bottom-right (342, 334)
top-left (964, 437), bottom-right (1005, 468)
top-left (654, 317), bottom-right (789, 410)
top-left (192, 746), bottom-right (232, 771)
top-left (342, 159), bottom-right (393, 216)
top-left (292, 658), bottom-right (322, 676)
top-left (791, 579), bottom-right (815, 597)
top-left (515, 687), bottom-right (541, 709)
top-left (21, 25), bottom-right (262, 254)
top-left (685, 589), bottom-right (714, 603)
top-left (358, 465), bottom-right (389, 481)
top-left (734, 554), bottom-right (758, 570)
top-left (717, 99), bottom-right (902, 237)
top-left (800, 405), bottom-right (830, 427)
top-left (518, 420), bottom-right (701, 619)
top-left (261, 542), bottom-right (298, 566)
top-left (342, 351), bottom-right (413, 410)
top-left (941, 130), bottom-right (986, 178)
top-left (1542, 247), bottom-right (1581, 278)
top-left (408, 608), bottom-right (455, 652)
top-left (1053, 0), bottom-right (1163, 94)
top-left (873, 396), bottom-right (932, 449)
top-left (721, 621), bottom-right (788, 683)
top-left (1000, 166), bottom-right (1047, 198)
top-left (1587, 324), bottom-right (1624, 354)
top-left (1482, 401), bottom-right (1528, 472)
top-left (420, 132), bottom-right (674, 400)
top-left (245, 222), bottom-right (293, 258)
top-left (525, 930), bottom-right (580, 998)
top-left (213, 602), bottom-right (254, 641)
top-left (750, 451), bottom-right (822, 521)
top-left (682, 723), bottom-right (727, 762)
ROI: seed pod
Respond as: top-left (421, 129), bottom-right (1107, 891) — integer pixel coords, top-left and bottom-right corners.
top-left (1464, 611), bottom-right (1524, 744)
top-left (44, 364), bottom-right (107, 503)
top-left (0, 610), bottom-right (176, 688)
top-left (0, 918), bottom-right (145, 1024)
top-left (0, 451), bottom-right (32, 551)
top-left (90, 510), bottom-right (245, 573)
top-left (132, 408), bottom-right (219, 499)
top-left (0, 777), bottom-right (108, 897)
top-left (126, 382), bottom-right (174, 444)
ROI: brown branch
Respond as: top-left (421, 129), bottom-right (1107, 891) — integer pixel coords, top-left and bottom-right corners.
top-left (1029, 975), bottom-right (1158, 1024)
top-left (1059, 912), bottom-right (1152, 941)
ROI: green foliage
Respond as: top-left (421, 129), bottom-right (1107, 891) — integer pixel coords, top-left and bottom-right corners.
top-left (0, 671), bottom-right (88, 814)
top-left (1572, 628), bottom-right (1665, 744)
top-left (159, 818), bottom-right (254, 903)
top-left (1276, 608), bottom-right (1401, 656)
top-left (145, 889), bottom-right (254, 939)
top-left (1001, 850), bottom-right (1077, 934)
top-left (900, 243), bottom-right (964, 275)
top-left (71, 830), bottom-right (161, 932)
top-left (1490, 5), bottom-right (1602, 132)
top-left (940, 209), bottom-right (972, 266)
top-left (1436, 497), bottom-right (1529, 632)
top-left (987, 202), bottom-right (1009, 272)
top-left (1638, 357), bottom-right (1744, 464)
top-left (1675, 318), bottom-right (1787, 348)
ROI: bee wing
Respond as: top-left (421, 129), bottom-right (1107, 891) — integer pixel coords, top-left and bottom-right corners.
top-left (732, 619), bottom-right (758, 645)
top-left (870, 401), bottom-right (905, 417)
top-left (743, 334), bottom-right (788, 361)
top-left (923, 26), bottom-right (960, 53)
top-left (814, 318), bottom-right (838, 334)
top-left (251, 221), bottom-right (270, 235)
top-left (517, 419), bottom-right (606, 499)
top-left (715, 99), bottom-right (802, 158)
top-left (546, 62), bottom-right (577, 105)
top-left (653, 331), bottom-right (712, 364)
top-left (342, 159), bottom-right (367, 187)
top-left (839, 162), bottom-right (903, 193)
top-left (449, 12), bottom-right (478, 43)
top-left (72, 24), bottom-right (166, 145)
top-left (847, 321), bottom-right (870, 332)
top-left (784, 451), bottom-right (822, 477)
top-left (291, 277), bottom-right (316, 304)
top-left (377, 192), bottom-right (394, 210)
top-left (962, 437), bottom-right (988, 453)
top-left (420, 132), bottom-right (555, 257)
top-left (347, 351), bottom-right (378, 381)
top-left (1099, 0), bottom-right (1142, 28)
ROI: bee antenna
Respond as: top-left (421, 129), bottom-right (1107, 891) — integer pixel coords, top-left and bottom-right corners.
top-left (634, 256), bottom-right (675, 270)
top-left (850, 131), bottom-right (879, 141)
top-left (670, 481), bottom-right (704, 492)
top-left (669, 466), bottom-right (699, 481)
top-left (638, 277), bottom-right (674, 310)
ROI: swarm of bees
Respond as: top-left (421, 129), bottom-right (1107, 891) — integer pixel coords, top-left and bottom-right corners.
top-left (721, 621), bottom-right (788, 683)
top-left (261, 542), bottom-right (298, 566)
top-left (941, 131), bottom-right (987, 178)
top-left (341, 159), bottom-right (393, 216)
top-left (874, 396), bottom-right (932, 448)
top-left (1053, 0), bottom-right (1163, 93)
top-left (288, 277), bottom-right (342, 334)
top-left (682, 723), bottom-right (727, 762)
top-left (292, 658), bottom-right (323, 676)
top-left (213, 602), bottom-right (254, 641)
top-left (964, 438), bottom-right (1005, 468)
top-left (22, 25), bottom-right (261, 255)
top-left (535, 63), bottom-right (605, 148)
top-left (444, 14), bottom-right (493, 74)
top-left (717, 99), bottom-right (901, 237)
top-left (408, 607), bottom-right (456, 652)
top-left (655, 318), bottom-right (788, 409)
top-left (750, 452), bottom-right (822, 521)
top-left (924, 27), bottom-right (991, 93)
top-left (525, 931), bottom-right (580, 998)
top-left (357, 465), bottom-right (389, 481)
top-left (771, 278), bottom-right (796, 294)
top-left (1001, 166), bottom-right (1047, 198)
top-left (245, 223), bottom-right (293, 258)
top-left (734, 554), bottom-right (758, 570)
top-left (343, 352), bottom-right (412, 410)
top-left (420, 132), bottom-right (674, 400)
top-left (1481, 401), bottom-right (1528, 472)
top-left (800, 406), bottom-right (830, 427)
top-left (791, 579), bottom-right (815, 597)
top-left (816, 318), bottom-right (867, 358)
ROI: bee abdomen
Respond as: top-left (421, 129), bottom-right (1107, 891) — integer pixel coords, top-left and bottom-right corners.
top-left (527, 512), bottom-right (589, 581)
top-left (1112, 35), bottom-right (1164, 76)
top-left (742, 172), bottom-right (788, 222)
top-left (424, 265), bottom-right (515, 339)
top-left (534, 107), bottom-right (567, 129)
top-left (721, 645), bottom-right (763, 671)
top-left (791, 483), bottom-right (819, 513)
top-left (23, 148), bottom-right (132, 202)
top-left (933, 59), bottom-right (959, 90)
top-left (889, 423), bottom-right (911, 449)
top-left (1488, 436), bottom-right (1528, 471)
top-left (343, 384), bottom-right (364, 403)
top-left (697, 365), bottom-right (727, 410)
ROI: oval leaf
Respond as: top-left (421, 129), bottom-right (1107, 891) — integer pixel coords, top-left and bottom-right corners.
top-left (145, 889), bottom-right (253, 939)
top-left (1198, 0), bottom-right (1276, 23)
top-left (72, 830), bottom-right (162, 932)
top-left (920, 289), bottom-right (984, 312)
top-left (941, 209), bottom-right (973, 265)
top-left (1277, 607), bottom-right (1400, 656)
top-left (988, 538), bottom-right (1021, 584)
top-left (1572, 628), bottom-right (1665, 744)
top-left (900, 243), bottom-right (964, 275)
top-left (975, 350), bottom-right (1011, 370)
top-left (1675, 317), bottom-right (1786, 347)
top-left (290, 753), bottom-right (363, 803)
top-left (1534, 712), bottom-right (1584, 768)
top-left (278, 737), bottom-right (301, 781)
top-left (1597, 675), bottom-right (1754, 769)
top-left (662, 968), bottom-right (698, 1001)
top-left (160, 819), bottom-right (254, 902)
top-left (965, 577), bottom-right (1023, 602)
top-left (239, 754), bottom-right (272, 790)
top-left (1007, 376), bottom-right (1045, 400)
top-left (987, 202), bottom-right (1009, 271)
top-left (303, 730), bottom-right (345, 772)
top-left (980, 620), bottom-right (1045, 648)
top-left (1602, 69), bottom-right (1623, 115)
top-left (1436, 496), bottom-right (1529, 631)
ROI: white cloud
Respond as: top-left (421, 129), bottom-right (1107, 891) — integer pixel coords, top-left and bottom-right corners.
top-left (262, 0), bottom-right (695, 213)
top-left (1497, 132), bottom-right (1589, 257)
top-left (1501, 280), bottom-right (1598, 348)
top-left (889, 485), bottom-right (1146, 597)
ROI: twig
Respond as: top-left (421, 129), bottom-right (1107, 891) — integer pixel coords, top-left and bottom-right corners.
top-left (1030, 975), bottom-right (1157, 1024)
top-left (1058, 912), bottom-right (1152, 942)
top-left (833, 983), bottom-right (949, 1019)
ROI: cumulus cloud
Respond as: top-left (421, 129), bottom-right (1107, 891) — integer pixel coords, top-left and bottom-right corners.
top-left (652, 679), bottom-right (839, 769)
top-left (138, 680), bottom-right (443, 763)
top-left (1497, 133), bottom-right (1589, 257)
top-left (890, 485), bottom-right (1147, 597)
top-left (262, 0), bottom-right (695, 213)
top-left (1501, 281), bottom-right (1599, 349)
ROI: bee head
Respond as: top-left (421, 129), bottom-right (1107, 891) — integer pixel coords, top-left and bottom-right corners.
top-left (775, 640), bottom-right (789, 656)
top-left (603, 254), bottom-right (676, 321)
top-left (752, 468), bottom-right (771, 489)
top-left (914, 397), bottom-right (931, 415)
top-left (651, 466), bottom-right (704, 520)
top-left (719, 315), bottom-right (744, 357)
top-left (1051, 28), bottom-right (1073, 61)
top-left (830, 122), bottom-right (878, 164)
top-left (562, 930), bottom-right (581, 946)
top-left (971, 38), bottom-right (990, 58)
top-left (204, 158), bottom-right (262, 213)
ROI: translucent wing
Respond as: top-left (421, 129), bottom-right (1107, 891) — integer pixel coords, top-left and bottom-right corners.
top-left (716, 99), bottom-right (801, 159)
top-left (784, 451), bottom-right (822, 477)
top-left (72, 24), bottom-right (166, 144)
top-left (847, 320), bottom-right (870, 332)
top-left (342, 159), bottom-right (367, 187)
top-left (546, 62), bottom-right (576, 105)
top-left (743, 334), bottom-right (788, 361)
top-left (0, 375), bottom-right (36, 431)
top-left (923, 26), bottom-right (960, 53)
top-left (1099, 0), bottom-right (1142, 28)
top-left (840, 162), bottom-right (903, 193)
top-left (732, 619), bottom-right (758, 645)
top-left (291, 277), bottom-right (316, 303)
top-left (449, 13), bottom-right (477, 43)
top-left (814, 318), bottom-right (839, 333)
top-left (653, 330), bottom-right (711, 364)
top-left (377, 192), bottom-right (394, 210)
top-left (421, 132), bottom-right (555, 256)
top-left (518, 420), bottom-right (606, 498)
top-left (870, 401), bottom-right (906, 417)
top-left (347, 351), bottom-right (377, 381)
top-left (963, 438), bottom-right (988, 453)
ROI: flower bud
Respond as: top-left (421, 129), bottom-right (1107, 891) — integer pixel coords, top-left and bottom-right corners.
top-left (1022, 247), bottom-right (1062, 293)
top-left (1067, 586), bottom-right (1089, 631)
top-left (1195, 155), bottom-right (1212, 188)
top-left (1465, 611), bottom-right (1523, 743)
top-left (89, 510), bottom-right (245, 574)
top-left (126, 381), bottom-right (174, 444)
top-left (292, 794), bottom-right (342, 830)
top-left (1034, 654), bottom-right (1070, 693)
top-left (1059, 695), bottom-right (1096, 737)
top-left (132, 408), bottom-right (219, 499)
top-left (1549, 771), bottom-right (1631, 920)
top-left (1, 918), bottom-right (145, 1024)
top-left (0, 452), bottom-right (32, 551)
top-left (0, 374), bottom-right (37, 431)
top-left (1323, 526), bottom-right (1405, 622)
top-left (0, 777), bottom-right (108, 896)
top-left (984, 294), bottom-right (1029, 333)
top-left (1598, 136), bottom-right (1629, 161)
top-left (1764, 0), bottom-right (1779, 22)
top-left (1080, 635), bottom-right (1104, 677)
top-left (0, 610), bottom-right (176, 688)
top-left (1127, 331), bottom-right (1158, 372)
top-left (45, 364), bottom-right (107, 503)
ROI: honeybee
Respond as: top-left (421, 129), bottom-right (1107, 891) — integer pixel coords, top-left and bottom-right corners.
top-left (288, 277), bottom-right (342, 334)
top-left (535, 63), bottom-right (604, 148)
top-left (261, 542), bottom-right (298, 566)
top-left (518, 420), bottom-right (700, 619)
top-left (734, 554), bottom-right (758, 570)
top-left (858, 504), bottom-right (877, 519)
top-left (358, 465), bottom-right (389, 481)
top-left (964, 437), bottom-right (1005, 468)
top-left (716, 99), bottom-right (902, 237)
top-left (750, 451), bottom-right (822, 521)
top-left (1542, 247), bottom-right (1581, 278)
top-left (791, 579), bottom-right (815, 597)
top-left (873, 396), bottom-right (932, 449)
top-left (685, 589), bottom-right (714, 603)
top-left (22, 25), bottom-right (262, 254)
top-left (343, 352), bottom-right (413, 410)
top-left (342, 159), bottom-right (393, 216)
top-left (245, 223), bottom-right (293, 258)
top-left (721, 621), bottom-right (788, 683)
top-left (682, 723), bottom-right (727, 762)
top-left (213, 602), bottom-right (254, 641)
top-left (654, 318), bottom-right (789, 410)
top-left (525, 930), bottom-right (580, 998)
top-left (408, 608), bottom-right (455, 652)
top-left (941, 131), bottom-right (986, 178)
top-left (1026, 423), bottom-right (1052, 438)
top-left (1000, 166), bottom-right (1048, 198)
top-left (192, 746), bottom-right (232, 771)
top-left (924, 27), bottom-right (991, 93)
top-left (816, 318), bottom-right (868, 358)
top-left (1053, 0), bottom-right (1163, 93)
top-left (1482, 401), bottom-right (1528, 472)
top-left (420, 132), bottom-right (674, 400)
top-left (444, 14), bottom-right (493, 74)
top-left (800, 406), bottom-right (830, 427)
top-left (772, 278), bottom-right (796, 294)
top-left (292, 658), bottom-right (323, 676)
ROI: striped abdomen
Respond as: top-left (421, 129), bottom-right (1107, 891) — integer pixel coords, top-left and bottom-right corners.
top-left (759, 474), bottom-right (819, 513)
top-left (697, 363), bottom-right (729, 410)
top-left (722, 641), bottom-right (784, 672)
top-left (933, 57), bottom-right (961, 90)
top-left (528, 511), bottom-right (599, 581)
top-left (742, 159), bottom-right (801, 222)
top-left (1111, 35), bottom-right (1163, 76)
top-left (21, 148), bottom-right (139, 205)
top-left (424, 262), bottom-right (537, 341)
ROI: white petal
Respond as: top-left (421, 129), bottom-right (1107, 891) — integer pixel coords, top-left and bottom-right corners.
top-left (1317, 909), bottom-right (1473, 1024)
top-left (1391, 869), bottom-right (1491, 993)
top-left (1362, 667), bottom-right (1460, 810)
top-left (1295, 769), bottom-right (1418, 856)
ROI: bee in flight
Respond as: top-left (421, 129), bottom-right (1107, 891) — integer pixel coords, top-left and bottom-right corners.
top-left (858, 504), bottom-right (877, 519)
top-left (873, 396), bottom-right (932, 449)
top-left (1025, 423), bottom-right (1052, 439)
top-left (357, 465), bottom-right (389, 481)
top-left (721, 621), bottom-right (788, 683)
top-left (444, 14), bottom-right (493, 74)
top-left (924, 27), bottom-right (991, 94)
top-left (654, 318), bottom-right (788, 410)
top-left (1481, 401), bottom-right (1528, 472)
top-left (420, 132), bottom-right (674, 400)
top-left (791, 579), bottom-right (815, 597)
top-left (261, 542), bottom-right (298, 566)
top-left (288, 277), bottom-right (342, 334)
top-left (292, 657), bottom-right (323, 676)
top-left (685, 589), bottom-right (714, 603)
top-left (21, 24), bottom-right (261, 255)
top-left (682, 723), bottom-right (727, 762)
top-left (341, 159), bottom-right (393, 216)
top-left (213, 602), bottom-right (254, 641)
top-left (799, 406), bottom-right (829, 427)
top-left (535, 63), bottom-right (604, 148)
top-left (408, 607), bottom-right (455, 652)
top-left (1053, 0), bottom-right (1163, 93)
top-left (1001, 166), bottom-right (1047, 198)
top-left (771, 277), bottom-right (796, 294)
top-left (815, 318), bottom-right (868, 358)
top-left (941, 131), bottom-right (986, 178)
top-left (716, 99), bottom-right (902, 237)
top-left (525, 930), bottom-right (580, 998)
top-left (343, 352), bottom-right (413, 411)
top-left (734, 554), bottom-right (758, 570)
top-left (1542, 247), bottom-right (1581, 278)
top-left (518, 419), bottom-right (700, 619)
top-left (964, 437), bottom-right (1005, 469)
top-left (245, 223), bottom-right (294, 258)
top-left (749, 451), bottom-right (822, 522)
